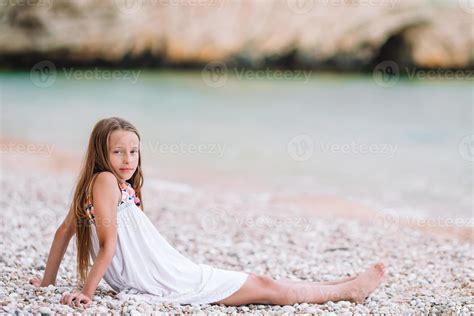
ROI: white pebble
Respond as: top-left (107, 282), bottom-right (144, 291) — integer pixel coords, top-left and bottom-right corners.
top-left (282, 306), bottom-right (295, 313)
top-left (38, 307), bottom-right (52, 314)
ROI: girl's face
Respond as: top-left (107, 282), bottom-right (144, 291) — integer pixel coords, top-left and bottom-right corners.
top-left (108, 130), bottom-right (140, 181)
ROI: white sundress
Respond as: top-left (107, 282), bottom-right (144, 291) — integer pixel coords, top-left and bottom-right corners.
top-left (87, 180), bottom-right (249, 304)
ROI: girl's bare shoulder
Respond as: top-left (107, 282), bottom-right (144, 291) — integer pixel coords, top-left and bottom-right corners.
top-left (92, 172), bottom-right (121, 202)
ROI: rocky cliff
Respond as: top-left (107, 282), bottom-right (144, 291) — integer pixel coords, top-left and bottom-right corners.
top-left (0, 0), bottom-right (472, 70)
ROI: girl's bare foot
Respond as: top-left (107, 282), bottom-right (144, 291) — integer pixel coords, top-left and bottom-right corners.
top-left (348, 262), bottom-right (385, 303)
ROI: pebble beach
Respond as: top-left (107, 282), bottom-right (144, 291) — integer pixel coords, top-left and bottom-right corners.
top-left (2, 0), bottom-right (474, 312)
top-left (0, 149), bottom-right (473, 316)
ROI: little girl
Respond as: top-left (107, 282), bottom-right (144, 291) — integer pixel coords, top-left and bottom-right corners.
top-left (30, 117), bottom-right (385, 309)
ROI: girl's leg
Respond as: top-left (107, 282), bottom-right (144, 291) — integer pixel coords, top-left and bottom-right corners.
top-left (279, 275), bottom-right (357, 286)
top-left (274, 278), bottom-right (360, 304)
top-left (214, 263), bottom-right (385, 306)
top-left (214, 273), bottom-right (278, 305)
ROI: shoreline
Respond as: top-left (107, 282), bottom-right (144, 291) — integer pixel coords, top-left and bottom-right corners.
top-left (0, 137), bottom-right (474, 244)
top-left (1, 137), bottom-right (472, 243)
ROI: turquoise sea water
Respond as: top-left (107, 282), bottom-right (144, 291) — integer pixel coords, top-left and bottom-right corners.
top-left (0, 70), bottom-right (472, 219)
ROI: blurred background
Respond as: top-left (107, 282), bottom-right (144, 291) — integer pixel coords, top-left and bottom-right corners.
top-left (0, 0), bottom-right (472, 228)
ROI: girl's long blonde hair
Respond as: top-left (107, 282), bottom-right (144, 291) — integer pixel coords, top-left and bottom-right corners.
top-left (71, 117), bottom-right (144, 286)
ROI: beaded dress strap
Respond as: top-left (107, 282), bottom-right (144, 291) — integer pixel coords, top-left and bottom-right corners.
top-left (118, 181), bottom-right (141, 207)
top-left (84, 175), bottom-right (141, 225)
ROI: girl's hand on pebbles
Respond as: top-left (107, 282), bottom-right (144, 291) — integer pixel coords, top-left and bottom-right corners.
top-left (60, 291), bottom-right (92, 308)
top-left (29, 277), bottom-right (43, 287)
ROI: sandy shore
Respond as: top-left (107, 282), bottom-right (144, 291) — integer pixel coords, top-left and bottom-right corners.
top-left (0, 139), bottom-right (473, 314)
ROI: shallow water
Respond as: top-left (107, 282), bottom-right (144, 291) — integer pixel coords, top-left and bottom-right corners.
top-left (0, 70), bottom-right (472, 219)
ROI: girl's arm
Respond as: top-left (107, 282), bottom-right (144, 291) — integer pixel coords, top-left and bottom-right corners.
top-left (40, 219), bottom-right (75, 286)
top-left (32, 207), bottom-right (76, 286)
top-left (72, 172), bottom-right (119, 300)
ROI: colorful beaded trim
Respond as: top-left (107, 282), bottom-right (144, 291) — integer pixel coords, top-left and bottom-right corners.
top-left (84, 180), bottom-right (141, 225)
top-left (119, 180), bottom-right (141, 207)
